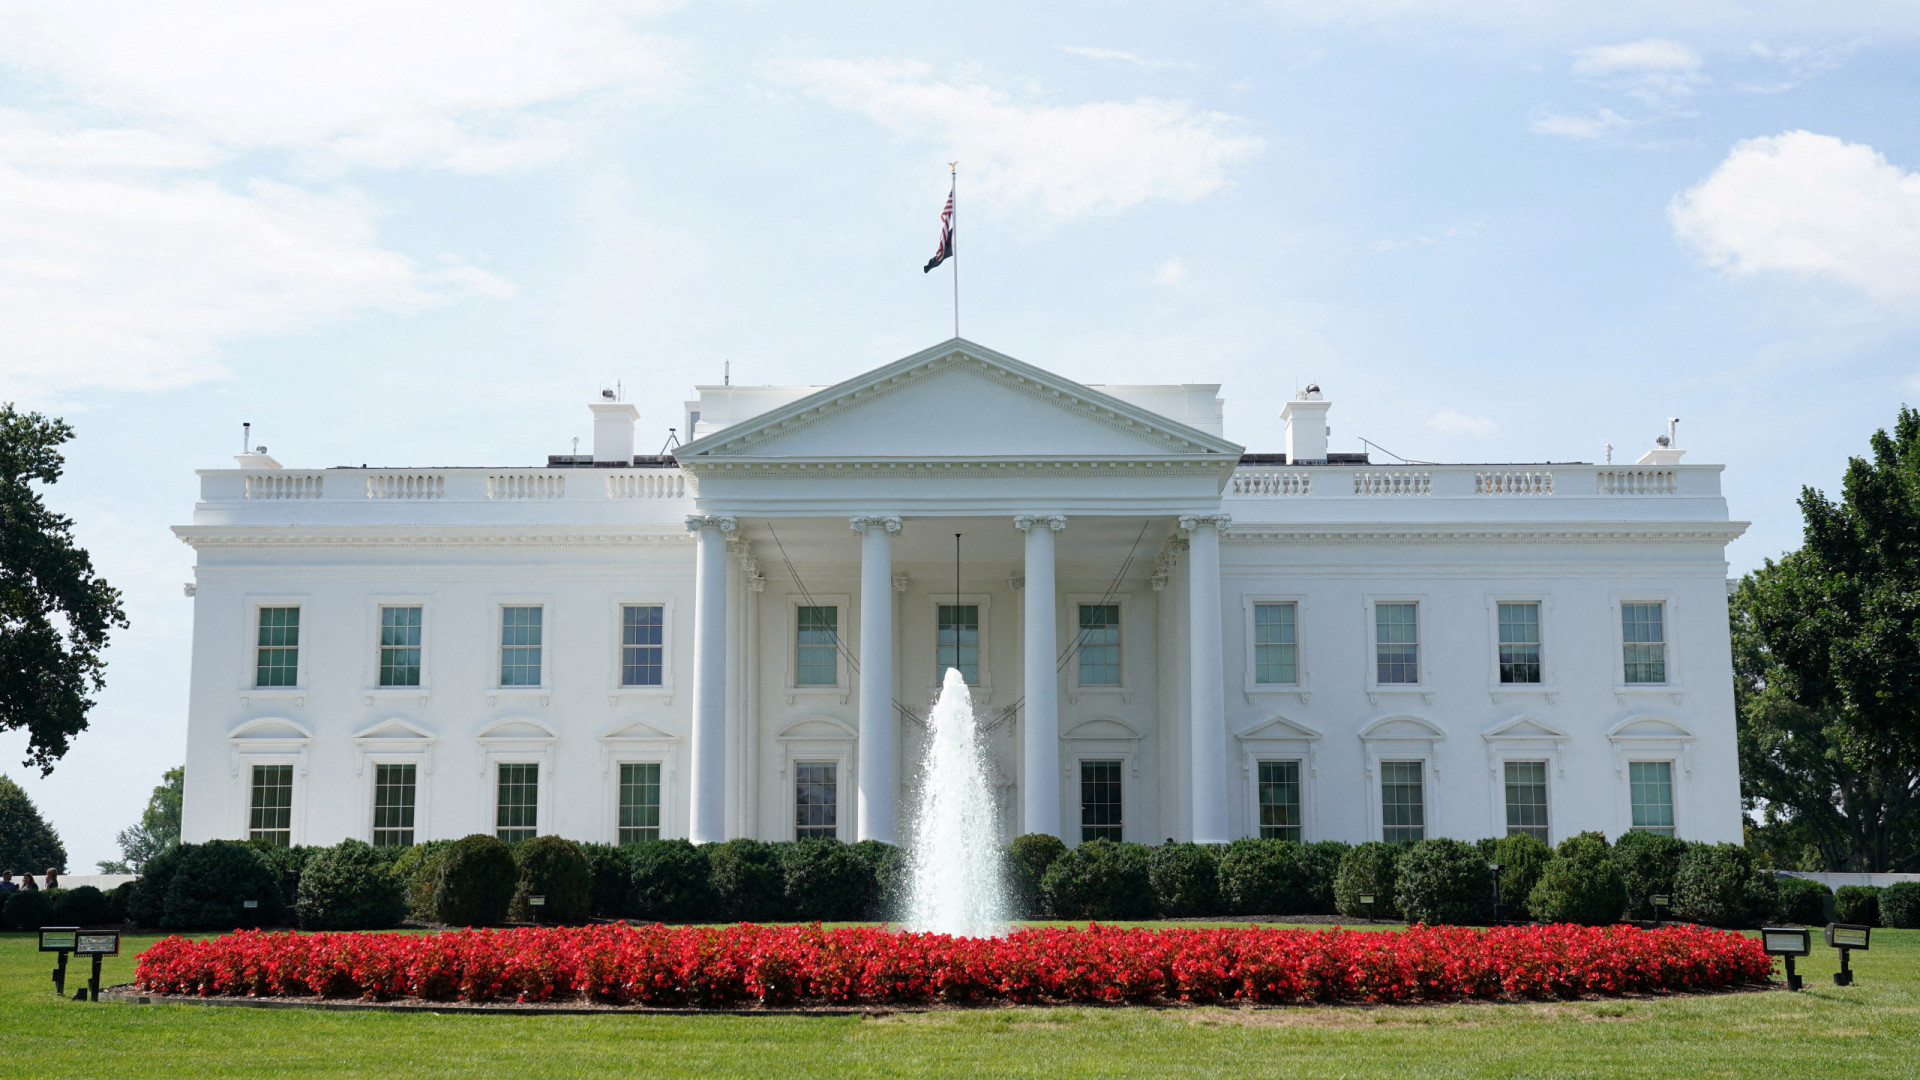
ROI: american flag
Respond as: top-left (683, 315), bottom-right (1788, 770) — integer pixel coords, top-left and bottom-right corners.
top-left (923, 178), bottom-right (954, 273)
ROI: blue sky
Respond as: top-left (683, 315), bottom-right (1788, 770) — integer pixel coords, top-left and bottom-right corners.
top-left (3, 0), bottom-right (1918, 865)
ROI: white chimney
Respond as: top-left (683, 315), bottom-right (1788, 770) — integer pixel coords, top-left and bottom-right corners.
top-left (1281, 385), bottom-right (1331, 464)
top-left (590, 400), bottom-right (639, 464)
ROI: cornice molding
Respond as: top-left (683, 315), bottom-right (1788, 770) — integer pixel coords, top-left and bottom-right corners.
top-left (678, 456), bottom-right (1237, 480)
top-left (1221, 523), bottom-right (1749, 545)
top-left (172, 525), bottom-right (695, 549)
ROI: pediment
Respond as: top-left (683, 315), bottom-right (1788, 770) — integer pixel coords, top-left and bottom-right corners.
top-left (676, 340), bottom-right (1243, 462)
top-left (775, 716), bottom-right (857, 741)
top-left (1235, 715), bottom-right (1323, 742)
top-left (1061, 717), bottom-right (1143, 741)
top-left (352, 718), bottom-right (436, 742)
top-left (1481, 715), bottom-right (1567, 742)
top-left (1359, 715), bottom-right (1446, 741)
top-left (228, 717), bottom-right (311, 743)
top-left (477, 717), bottom-right (557, 742)
top-left (1607, 715), bottom-right (1694, 741)
top-left (600, 718), bottom-right (679, 742)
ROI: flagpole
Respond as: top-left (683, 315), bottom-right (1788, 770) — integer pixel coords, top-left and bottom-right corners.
top-left (948, 161), bottom-right (959, 338)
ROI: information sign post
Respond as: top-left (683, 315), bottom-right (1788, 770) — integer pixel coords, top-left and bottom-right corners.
top-left (38, 927), bottom-right (78, 996)
top-left (73, 931), bottom-right (120, 1002)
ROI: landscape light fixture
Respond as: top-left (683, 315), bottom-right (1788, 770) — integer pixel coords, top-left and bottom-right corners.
top-left (1359, 893), bottom-right (1376, 924)
top-left (1489, 863), bottom-right (1505, 923)
top-left (1760, 926), bottom-right (1812, 991)
top-left (530, 895), bottom-right (546, 925)
top-left (38, 927), bottom-right (78, 996)
top-left (1825, 923), bottom-right (1871, 986)
top-left (1650, 894), bottom-right (1670, 928)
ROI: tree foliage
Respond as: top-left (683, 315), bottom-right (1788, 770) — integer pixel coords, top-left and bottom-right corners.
top-left (98, 765), bottom-right (183, 873)
top-left (0, 406), bottom-right (128, 772)
top-left (0, 774), bottom-right (65, 873)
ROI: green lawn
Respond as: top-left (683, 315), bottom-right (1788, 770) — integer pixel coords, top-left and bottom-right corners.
top-left (4, 925), bottom-right (1916, 1078)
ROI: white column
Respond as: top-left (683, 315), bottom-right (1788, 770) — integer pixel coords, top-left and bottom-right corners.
top-left (852, 515), bottom-right (902, 843)
top-left (1015, 514), bottom-right (1066, 839)
top-left (687, 514), bottom-right (735, 844)
top-left (1182, 514), bottom-right (1231, 843)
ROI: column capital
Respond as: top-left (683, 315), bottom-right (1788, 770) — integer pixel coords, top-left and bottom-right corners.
top-left (849, 515), bottom-right (904, 534)
top-left (1178, 513), bottom-right (1232, 532)
top-left (685, 514), bottom-right (738, 533)
top-left (1013, 513), bottom-right (1068, 532)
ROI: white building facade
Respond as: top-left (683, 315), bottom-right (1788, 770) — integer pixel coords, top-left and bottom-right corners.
top-left (177, 340), bottom-right (1747, 851)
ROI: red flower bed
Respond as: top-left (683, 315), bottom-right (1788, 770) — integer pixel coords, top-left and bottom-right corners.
top-left (134, 922), bottom-right (1772, 1008)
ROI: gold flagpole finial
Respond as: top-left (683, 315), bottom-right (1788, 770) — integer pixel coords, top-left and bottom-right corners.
top-left (948, 160), bottom-right (958, 172)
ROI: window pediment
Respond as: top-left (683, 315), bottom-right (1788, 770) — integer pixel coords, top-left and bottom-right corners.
top-left (775, 716), bottom-right (857, 742)
top-left (1062, 717), bottom-right (1143, 741)
top-left (1607, 715), bottom-right (1693, 742)
top-left (228, 717), bottom-right (312, 744)
top-left (477, 717), bottom-right (557, 743)
top-left (599, 718), bottom-right (679, 743)
top-left (1235, 716), bottom-right (1323, 743)
top-left (352, 718), bottom-right (436, 743)
top-left (1359, 715), bottom-right (1446, 742)
top-left (1481, 715), bottom-right (1567, 742)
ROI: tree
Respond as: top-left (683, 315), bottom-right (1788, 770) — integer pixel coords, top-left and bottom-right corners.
top-left (0, 406), bottom-right (127, 772)
top-left (0, 775), bottom-right (67, 874)
top-left (1733, 406), bottom-right (1920, 872)
top-left (98, 766), bottom-right (184, 874)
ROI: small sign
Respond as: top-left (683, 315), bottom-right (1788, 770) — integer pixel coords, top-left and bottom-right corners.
top-left (1761, 927), bottom-right (1811, 956)
top-left (529, 895), bottom-right (547, 907)
top-left (1357, 894), bottom-right (1375, 906)
top-left (74, 932), bottom-right (120, 957)
top-left (242, 900), bottom-right (260, 910)
top-left (39, 928), bottom-right (78, 952)
top-left (1827, 923), bottom-right (1871, 951)
top-left (1650, 895), bottom-right (1670, 907)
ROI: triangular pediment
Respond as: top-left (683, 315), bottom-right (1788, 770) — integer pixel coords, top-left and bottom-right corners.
top-left (600, 718), bottom-right (679, 742)
top-left (228, 717), bottom-right (311, 742)
top-left (1235, 716), bottom-right (1323, 742)
top-left (1359, 715), bottom-right (1446, 741)
top-left (1607, 715), bottom-right (1694, 741)
top-left (1481, 715), bottom-right (1567, 742)
top-left (352, 718), bottom-right (436, 742)
top-left (676, 339), bottom-right (1243, 462)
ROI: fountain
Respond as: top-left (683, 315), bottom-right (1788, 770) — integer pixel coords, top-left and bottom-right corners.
top-left (902, 666), bottom-right (1009, 937)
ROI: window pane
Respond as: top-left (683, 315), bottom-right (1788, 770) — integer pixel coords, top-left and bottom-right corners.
top-left (1503, 760), bottom-right (1549, 842)
top-left (1077, 604), bottom-right (1121, 686)
top-left (796, 606), bottom-right (839, 686)
top-left (1380, 760), bottom-right (1424, 843)
top-left (1258, 760), bottom-right (1302, 842)
top-left (1622, 603), bottom-right (1667, 684)
top-left (795, 761), bottom-right (837, 839)
top-left (1497, 602), bottom-right (1541, 684)
top-left (1629, 760), bottom-right (1675, 835)
top-left (249, 764), bottom-right (293, 846)
top-left (621, 605), bottom-right (664, 687)
top-left (372, 763), bottom-right (416, 847)
top-left (255, 607), bottom-right (300, 687)
top-left (619, 762), bottom-right (661, 844)
top-left (378, 606), bottom-right (422, 687)
top-left (936, 604), bottom-right (981, 684)
top-left (1253, 603), bottom-right (1298, 685)
top-left (496, 762), bottom-right (539, 843)
top-left (1080, 760), bottom-right (1123, 842)
top-left (1375, 603), bottom-right (1418, 684)
top-left (500, 606), bottom-right (543, 687)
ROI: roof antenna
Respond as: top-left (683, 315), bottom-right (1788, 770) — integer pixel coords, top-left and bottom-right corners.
top-left (660, 428), bottom-right (681, 455)
top-left (617, 379), bottom-right (622, 402)
top-left (1667, 417), bottom-right (1680, 446)
top-left (724, 360), bottom-right (731, 387)
top-left (242, 422), bottom-right (251, 453)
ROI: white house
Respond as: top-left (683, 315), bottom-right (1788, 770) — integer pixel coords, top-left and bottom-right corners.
top-left (176, 339), bottom-right (1746, 852)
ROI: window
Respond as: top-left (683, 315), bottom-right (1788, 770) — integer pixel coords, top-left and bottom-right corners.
top-left (795, 761), bottom-right (837, 839)
top-left (1253, 602), bottom-right (1298, 685)
top-left (936, 604), bottom-right (980, 684)
top-left (1080, 760), bottom-right (1123, 842)
top-left (378, 606), bottom-right (422, 687)
top-left (249, 764), bottom-right (293, 846)
top-left (372, 763), bottom-right (416, 847)
top-left (1076, 604), bottom-right (1121, 686)
top-left (1497, 602), bottom-right (1541, 684)
top-left (1375, 603), bottom-right (1419, 684)
top-left (618, 762), bottom-right (661, 843)
top-left (1380, 760), bottom-right (1424, 843)
top-left (499, 606), bottom-right (543, 687)
top-left (255, 607), bottom-right (300, 687)
top-left (1622, 603), bottom-right (1667, 684)
top-left (796, 606), bottom-right (839, 686)
top-left (496, 762), bottom-right (538, 842)
top-left (621, 605), bottom-right (664, 687)
top-left (1504, 760), bottom-right (1549, 842)
top-left (1258, 760), bottom-right (1302, 842)
top-left (1629, 761), bottom-right (1675, 835)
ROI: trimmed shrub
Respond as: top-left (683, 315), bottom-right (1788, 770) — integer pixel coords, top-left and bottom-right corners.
top-left (163, 840), bottom-right (284, 931)
top-left (1149, 842), bottom-right (1220, 917)
top-left (3, 888), bottom-right (54, 930)
top-left (1612, 831), bottom-right (1689, 919)
top-left (1217, 839), bottom-right (1306, 916)
top-left (778, 839), bottom-right (875, 922)
top-left (108, 880), bottom-right (136, 924)
top-left (579, 843), bottom-right (634, 919)
top-left (1334, 842), bottom-right (1403, 919)
top-left (629, 840), bottom-right (713, 922)
top-left (1490, 834), bottom-right (1552, 920)
top-left (51, 884), bottom-right (113, 926)
top-left (296, 840), bottom-right (406, 930)
top-left (707, 839), bottom-right (785, 922)
top-left (1300, 841), bottom-right (1352, 914)
top-left (1396, 839), bottom-right (1496, 925)
top-left (389, 840), bottom-right (454, 921)
top-left (1672, 843), bottom-right (1772, 929)
top-left (846, 840), bottom-right (907, 920)
top-left (126, 841), bottom-right (196, 929)
top-left (1880, 882), bottom-right (1920, 929)
top-left (1772, 875), bottom-right (1831, 926)
top-left (1834, 885), bottom-right (1882, 928)
top-left (509, 836), bottom-right (594, 924)
top-left (432, 834), bottom-right (518, 927)
top-left (1040, 840), bottom-right (1154, 920)
top-left (249, 842), bottom-right (319, 905)
top-left (1006, 834), bottom-right (1068, 918)
top-left (1527, 832), bottom-right (1626, 926)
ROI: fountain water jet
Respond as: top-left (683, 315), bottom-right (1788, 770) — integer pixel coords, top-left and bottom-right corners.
top-left (903, 667), bottom-right (1009, 937)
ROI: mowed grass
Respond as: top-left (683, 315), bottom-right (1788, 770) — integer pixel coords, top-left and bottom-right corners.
top-left (3, 925), bottom-right (1917, 1079)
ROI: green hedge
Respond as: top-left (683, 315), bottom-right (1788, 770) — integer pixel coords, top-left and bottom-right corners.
top-left (389, 840), bottom-right (453, 921)
top-left (1489, 834), bottom-right (1552, 918)
top-left (579, 843), bottom-right (636, 920)
top-left (126, 842), bottom-right (195, 929)
top-left (1834, 885), bottom-right (1882, 927)
top-left (1148, 842), bottom-right (1220, 917)
top-left (1041, 840), bottom-right (1153, 920)
top-left (296, 840), bottom-right (406, 931)
top-left (1672, 843), bottom-right (1773, 929)
top-left (1396, 838), bottom-right (1495, 925)
top-left (2, 889), bottom-right (54, 930)
top-left (1772, 875), bottom-right (1831, 926)
top-left (708, 839), bottom-right (785, 922)
top-left (629, 840), bottom-right (712, 921)
top-left (163, 841), bottom-right (284, 931)
top-left (847, 840), bottom-right (906, 921)
top-left (433, 834), bottom-right (517, 927)
top-left (52, 885), bottom-right (113, 927)
top-left (1006, 834), bottom-right (1067, 918)
top-left (1334, 842), bottom-right (1403, 919)
top-left (778, 839), bottom-right (876, 921)
top-left (1880, 882), bottom-right (1920, 929)
top-left (509, 836), bottom-right (593, 923)
top-left (1527, 832), bottom-right (1626, 926)
top-left (1611, 831), bottom-right (1688, 920)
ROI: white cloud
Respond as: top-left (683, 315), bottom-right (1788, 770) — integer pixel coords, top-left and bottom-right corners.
top-left (1061, 46), bottom-right (1196, 71)
top-left (1430, 408), bottom-right (1499, 438)
top-left (1670, 130), bottom-right (1920, 304)
top-left (1528, 107), bottom-right (1632, 139)
top-left (1571, 38), bottom-right (1702, 75)
top-left (1153, 256), bottom-right (1189, 285)
top-left (772, 58), bottom-right (1263, 217)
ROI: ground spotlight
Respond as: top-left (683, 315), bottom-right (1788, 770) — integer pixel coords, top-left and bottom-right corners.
top-left (1825, 923), bottom-right (1870, 986)
top-left (1761, 926), bottom-right (1812, 991)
